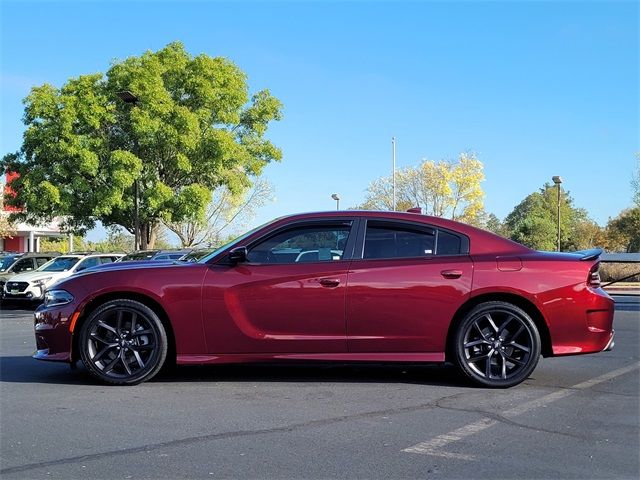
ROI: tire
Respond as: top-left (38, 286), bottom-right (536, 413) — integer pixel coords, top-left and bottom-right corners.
top-left (454, 301), bottom-right (541, 388)
top-left (78, 299), bottom-right (168, 385)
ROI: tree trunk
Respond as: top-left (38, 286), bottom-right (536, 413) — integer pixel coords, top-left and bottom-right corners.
top-left (140, 221), bottom-right (159, 249)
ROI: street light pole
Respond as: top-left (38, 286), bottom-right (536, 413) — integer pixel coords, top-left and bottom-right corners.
top-left (552, 176), bottom-right (563, 251)
top-left (331, 193), bottom-right (340, 210)
top-left (391, 136), bottom-right (396, 211)
top-left (117, 90), bottom-right (140, 251)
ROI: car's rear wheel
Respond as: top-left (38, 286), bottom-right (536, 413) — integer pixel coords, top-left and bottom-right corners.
top-left (78, 299), bottom-right (167, 385)
top-left (454, 301), bottom-right (541, 388)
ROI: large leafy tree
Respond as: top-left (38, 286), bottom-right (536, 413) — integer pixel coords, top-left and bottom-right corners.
top-left (359, 152), bottom-right (485, 225)
top-left (1, 42), bottom-right (283, 248)
top-left (504, 183), bottom-right (601, 251)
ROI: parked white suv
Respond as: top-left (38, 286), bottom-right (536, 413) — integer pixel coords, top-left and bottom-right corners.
top-left (3, 253), bottom-right (123, 301)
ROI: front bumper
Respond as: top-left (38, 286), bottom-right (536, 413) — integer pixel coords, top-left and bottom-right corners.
top-left (4, 285), bottom-right (46, 301)
top-left (33, 303), bottom-right (76, 363)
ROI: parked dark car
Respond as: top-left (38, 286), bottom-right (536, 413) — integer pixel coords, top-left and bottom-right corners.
top-left (33, 210), bottom-right (614, 387)
top-left (118, 249), bottom-right (192, 262)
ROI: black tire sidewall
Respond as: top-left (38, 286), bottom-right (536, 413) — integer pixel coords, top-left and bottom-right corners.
top-left (78, 299), bottom-right (168, 385)
top-left (454, 301), bottom-right (541, 388)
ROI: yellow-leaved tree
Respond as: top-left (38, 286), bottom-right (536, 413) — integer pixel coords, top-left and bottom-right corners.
top-left (359, 152), bottom-right (485, 225)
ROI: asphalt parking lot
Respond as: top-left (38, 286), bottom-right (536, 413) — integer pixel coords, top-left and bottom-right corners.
top-left (1, 298), bottom-right (638, 479)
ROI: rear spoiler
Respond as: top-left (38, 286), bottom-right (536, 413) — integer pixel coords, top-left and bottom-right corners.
top-left (574, 248), bottom-right (603, 261)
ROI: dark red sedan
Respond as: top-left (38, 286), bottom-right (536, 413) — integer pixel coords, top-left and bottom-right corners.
top-left (33, 210), bottom-right (614, 387)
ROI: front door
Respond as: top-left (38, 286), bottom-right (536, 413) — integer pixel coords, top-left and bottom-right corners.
top-left (202, 220), bottom-right (355, 354)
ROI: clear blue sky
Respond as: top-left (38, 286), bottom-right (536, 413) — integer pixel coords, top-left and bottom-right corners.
top-left (1, 0), bottom-right (638, 241)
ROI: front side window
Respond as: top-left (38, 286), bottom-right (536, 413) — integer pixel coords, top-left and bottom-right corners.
top-left (13, 258), bottom-right (34, 273)
top-left (248, 224), bottom-right (352, 264)
top-left (364, 222), bottom-right (435, 259)
top-left (76, 257), bottom-right (101, 271)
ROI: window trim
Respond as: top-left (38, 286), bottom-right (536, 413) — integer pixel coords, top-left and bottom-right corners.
top-left (354, 219), bottom-right (470, 261)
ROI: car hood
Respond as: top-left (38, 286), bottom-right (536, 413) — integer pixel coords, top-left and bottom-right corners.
top-left (84, 260), bottom-right (178, 272)
top-left (7, 270), bottom-right (69, 282)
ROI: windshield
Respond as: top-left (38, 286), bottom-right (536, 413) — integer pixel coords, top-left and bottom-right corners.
top-left (40, 256), bottom-right (81, 272)
top-left (197, 218), bottom-right (282, 264)
top-left (0, 256), bottom-right (19, 272)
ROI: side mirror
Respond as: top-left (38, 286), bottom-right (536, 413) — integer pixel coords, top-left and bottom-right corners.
top-left (228, 246), bottom-right (248, 264)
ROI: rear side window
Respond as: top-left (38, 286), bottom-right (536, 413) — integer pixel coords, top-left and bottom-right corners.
top-left (364, 222), bottom-right (435, 259)
top-left (100, 257), bottom-right (115, 264)
top-left (437, 230), bottom-right (463, 255)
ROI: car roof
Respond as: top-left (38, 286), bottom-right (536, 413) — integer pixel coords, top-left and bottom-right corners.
top-left (266, 210), bottom-right (531, 255)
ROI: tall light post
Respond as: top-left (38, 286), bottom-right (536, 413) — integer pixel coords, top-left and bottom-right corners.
top-left (331, 193), bottom-right (340, 210)
top-left (552, 176), bottom-right (563, 251)
top-left (391, 136), bottom-right (396, 211)
top-left (117, 90), bottom-right (140, 251)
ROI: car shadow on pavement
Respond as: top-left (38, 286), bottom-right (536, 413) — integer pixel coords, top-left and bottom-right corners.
top-left (0, 355), bottom-right (472, 388)
top-left (158, 362), bottom-right (472, 388)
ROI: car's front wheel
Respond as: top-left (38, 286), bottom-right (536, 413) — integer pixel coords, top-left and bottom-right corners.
top-left (78, 299), bottom-right (168, 385)
top-left (454, 301), bottom-right (541, 388)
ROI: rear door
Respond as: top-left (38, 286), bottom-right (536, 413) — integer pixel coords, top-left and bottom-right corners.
top-left (346, 219), bottom-right (473, 353)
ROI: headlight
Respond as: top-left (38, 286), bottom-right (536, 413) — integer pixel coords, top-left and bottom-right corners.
top-left (43, 290), bottom-right (74, 307)
top-left (33, 277), bottom-right (53, 287)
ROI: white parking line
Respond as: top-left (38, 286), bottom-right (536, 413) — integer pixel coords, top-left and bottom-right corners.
top-left (402, 362), bottom-right (640, 459)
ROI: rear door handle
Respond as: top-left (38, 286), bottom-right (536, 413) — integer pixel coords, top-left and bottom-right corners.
top-left (318, 278), bottom-right (341, 287)
top-left (441, 269), bottom-right (463, 279)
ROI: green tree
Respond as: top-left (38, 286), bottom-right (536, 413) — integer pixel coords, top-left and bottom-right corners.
top-left (477, 212), bottom-right (509, 237)
top-left (504, 183), bottom-right (602, 251)
top-left (605, 207), bottom-right (640, 252)
top-left (2, 42), bottom-right (283, 248)
top-left (359, 152), bottom-right (485, 225)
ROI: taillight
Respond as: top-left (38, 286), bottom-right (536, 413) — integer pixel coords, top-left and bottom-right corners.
top-left (588, 263), bottom-right (601, 288)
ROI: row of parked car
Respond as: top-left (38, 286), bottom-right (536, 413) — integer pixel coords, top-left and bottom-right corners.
top-left (0, 248), bottom-right (213, 302)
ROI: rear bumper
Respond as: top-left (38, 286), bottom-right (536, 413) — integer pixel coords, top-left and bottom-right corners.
top-left (603, 330), bottom-right (615, 352)
top-left (544, 286), bottom-right (615, 356)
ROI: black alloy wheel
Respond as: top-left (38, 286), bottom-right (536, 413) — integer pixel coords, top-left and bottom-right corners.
top-left (454, 301), bottom-right (541, 388)
top-left (79, 299), bottom-right (168, 385)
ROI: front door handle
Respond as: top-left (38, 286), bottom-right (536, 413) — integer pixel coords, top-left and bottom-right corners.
top-left (318, 278), bottom-right (341, 287)
top-left (441, 269), bottom-right (463, 279)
